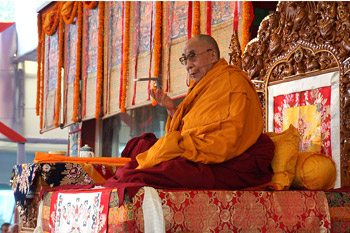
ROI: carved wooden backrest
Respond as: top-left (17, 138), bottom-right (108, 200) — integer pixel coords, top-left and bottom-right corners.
top-left (228, 30), bottom-right (242, 69)
top-left (242, 1), bottom-right (350, 187)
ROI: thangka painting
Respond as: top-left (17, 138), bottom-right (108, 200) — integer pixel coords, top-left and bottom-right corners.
top-left (49, 189), bottom-right (111, 232)
top-left (63, 22), bottom-right (79, 126)
top-left (268, 71), bottom-right (341, 188)
top-left (103, 1), bottom-right (123, 117)
top-left (163, 1), bottom-right (190, 98)
top-left (273, 87), bottom-right (331, 155)
top-left (82, 7), bottom-right (99, 120)
top-left (43, 30), bottom-right (60, 131)
top-left (210, 1), bottom-right (240, 62)
top-left (68, 122), bottom-right (81, 157)
top-left (126, 1), bottom-right (157, 108)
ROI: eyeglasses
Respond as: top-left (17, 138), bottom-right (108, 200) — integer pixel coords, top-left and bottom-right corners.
top-left (179, 49), bottom-right (213, 65)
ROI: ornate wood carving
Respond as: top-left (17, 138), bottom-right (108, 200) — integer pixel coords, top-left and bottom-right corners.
top-left (242, 1), bottom-right (350, 186)
top-left (228, 30), bottom-right (242, 69)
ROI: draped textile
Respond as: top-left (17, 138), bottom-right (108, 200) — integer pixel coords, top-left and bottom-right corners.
top-left (49, 188), bottom-right (112, 232)
top-left (126, 1), bottom-right (157, 108)
top-left (10, 160), bottom-right (128, 216)
top-left (82, 7), bottom-right (99, 120)
top-left (137, 59), bottom-right (264, 168)
top-left (42, 31), bottom-right (60, 131)
top-left (273, 86), bottom-right (332, 156)
top-left (162, 1), bottom-right (190, 96)
top-left (210, 2), bottom-right (241, 62)
top-left (103, 2), bottom-right (124, 116)
top-left (63, 22), bottom-right (79, 126)
top-left (121, 133), bottom-right (158, 160)
top-left (10, 163), bottom-right (38, 216)
top-left (41, 188), bottom-right (336, 232)
top-left (106, 133), bottom-right (274, 203)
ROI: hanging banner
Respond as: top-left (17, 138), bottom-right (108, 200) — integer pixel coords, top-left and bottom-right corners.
top-left (103, 2), bottom-right (124, 117)
top-left (82, 7), bottom-right (99, 120)
top-left (42, 31), bottom-right (60, 132)
top-left (63, 22), bottom-right (79, 126)
top-left (162, 1), bottom-right (190, 99)
top-left (210, 1), bottom-right (240, 62)
top-left (126, 1), bottom-right (156, 109)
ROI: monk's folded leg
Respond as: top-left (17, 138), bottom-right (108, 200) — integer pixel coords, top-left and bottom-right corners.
top-left (211, 134), bottom-right (275, 189)
top-left (114, 157), bottom-right (216, 190)
top-left (108, 134), bottom-right (274, 200)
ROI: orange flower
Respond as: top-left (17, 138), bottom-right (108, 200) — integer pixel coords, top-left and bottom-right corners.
top-left (62, 1), bottom-right (78, 24)
top-left (120, 2), bottom-right (130, 113)
top-left (193, 1), bottom-right (200, 37)
top-left (152, 1), bottom-right (163, 106)
top-left (242, 1), bottom-right (251, 53)
top-left (42, 3), bottom-right (61, 36)
top-left (72, 2), bottom-right (83, 123)
top-left (40, 30), bottom-right (45, 131)
top-left (82, 1), bottom-right (97, 10)
top-left (36, 13), bottom-right (42, 116)
top-left (95, 1), bottom-right (104, 118)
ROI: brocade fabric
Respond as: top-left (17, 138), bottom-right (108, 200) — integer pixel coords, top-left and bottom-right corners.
top-left (41, 188), bottom-right (336, 232)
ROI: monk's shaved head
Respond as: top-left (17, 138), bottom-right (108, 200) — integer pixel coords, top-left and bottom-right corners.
top-left (194, 34), bottom-right (220, 59)
top-left (183, 34), bottom-right (221, 83)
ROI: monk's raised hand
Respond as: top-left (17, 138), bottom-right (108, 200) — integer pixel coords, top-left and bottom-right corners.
top-left (149, 89), bottom-right (176, 116)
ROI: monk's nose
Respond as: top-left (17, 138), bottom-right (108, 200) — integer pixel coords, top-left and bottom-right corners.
top-left (186, 59), bottom-right (193, 71)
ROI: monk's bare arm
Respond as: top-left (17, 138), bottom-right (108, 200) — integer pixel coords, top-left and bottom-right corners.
top-left (149, 89), bottom-right (176, 117)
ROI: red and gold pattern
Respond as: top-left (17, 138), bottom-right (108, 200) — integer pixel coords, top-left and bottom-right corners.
top-left (41, 188), bottom-right (350, 232)
top-left (273, 86), bottom-right (331, 156)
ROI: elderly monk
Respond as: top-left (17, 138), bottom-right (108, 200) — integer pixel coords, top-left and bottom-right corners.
top-left (107, 34), bottom-right (274, 199)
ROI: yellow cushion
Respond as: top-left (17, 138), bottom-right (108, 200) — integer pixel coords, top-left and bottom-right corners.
top-left (292, 152), bottom-right (336, 190)
top-left (265, 125), bottom-right (300, 190)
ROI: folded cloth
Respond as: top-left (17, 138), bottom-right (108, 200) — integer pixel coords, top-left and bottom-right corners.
top-left (121, 133), bottom-right (158, 160)
top-left (33, 152), bottom-right (131, 165)
top-left (142, 187), bottom-right (165, 233)
top-left (105, 133), bottom-right (274, 204)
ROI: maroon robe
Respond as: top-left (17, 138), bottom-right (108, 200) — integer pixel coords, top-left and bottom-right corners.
top-left (105, 133), bottom-right (274, 204)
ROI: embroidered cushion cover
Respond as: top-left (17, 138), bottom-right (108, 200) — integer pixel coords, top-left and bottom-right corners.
top-left (265, 124), bottom-right (300, 190)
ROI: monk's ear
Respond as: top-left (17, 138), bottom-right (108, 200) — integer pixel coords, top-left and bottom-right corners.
top-left (210, 49), bottom-right (218, 62)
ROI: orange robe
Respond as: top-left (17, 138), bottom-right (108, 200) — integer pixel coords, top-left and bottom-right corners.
top-left (136, 58), bottom-right (263, 168)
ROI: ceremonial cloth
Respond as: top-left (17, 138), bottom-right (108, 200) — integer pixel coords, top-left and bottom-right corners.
top-left (137, 58), bottom-right (264, 168)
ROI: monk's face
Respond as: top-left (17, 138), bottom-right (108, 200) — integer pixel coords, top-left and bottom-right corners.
top-left (183, 38), bottom-right (217, 83)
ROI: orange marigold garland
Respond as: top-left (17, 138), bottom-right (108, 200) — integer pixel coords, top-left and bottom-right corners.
top-left (151, 1), bottom-right (162, 106)
top-left (189, 1), bottom-right (201, 87)
top-left (95, 1), bottom-right (104, 118)
top-left (242, 1), bottom-right (251, 53)
top-left (36, 13), bottom-right (42, 116)
top-left (193, 1), bottom-right (200, 37)
top-left (120, 1), bottom-right (130, 113)
top-left (62, 1), bottom-right (78, 24)
top-left (82, 1), bottom-right (97, 10)
top-left (42, 3), bottom-right (61, 36)
top-left (40, 30), bottom-right (45, 131)
top-left (72, 2), bottom-right (83, 123)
